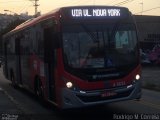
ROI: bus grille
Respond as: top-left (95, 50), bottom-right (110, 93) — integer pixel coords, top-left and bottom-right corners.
top-left (76, 89), bottom-right (133, 103)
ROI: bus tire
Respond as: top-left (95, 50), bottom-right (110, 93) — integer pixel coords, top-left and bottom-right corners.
top-left (10, 71), bottom-right (17, 88)
top-left (135, 97), bottom-right (141, 101)
top-left (35, 78), bottom-right (44, 101)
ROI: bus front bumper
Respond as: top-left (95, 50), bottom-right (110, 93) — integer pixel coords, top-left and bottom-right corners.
top-left (61, 81), bottom-right (141, 109)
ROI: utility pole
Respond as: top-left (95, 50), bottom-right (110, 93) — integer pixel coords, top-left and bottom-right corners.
top-left (34, 0), bottom-right (39, 17)
top-left (30, 0), bottom-right (39, 17)
top-left (140, 0), bottom-right (143, 15)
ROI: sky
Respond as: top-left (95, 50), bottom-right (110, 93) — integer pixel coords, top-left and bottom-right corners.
top-left (0, 0), bottom-right (160, 16)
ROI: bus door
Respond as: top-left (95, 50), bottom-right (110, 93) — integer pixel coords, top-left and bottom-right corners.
top-left (19, 33), bottom-right (30, 87)
top-left (15, 37), bottom-right (22, 84)
top-left (43, 23), bottom-right (56, 102)
top-left (3, 42), bottom-right (8, 78)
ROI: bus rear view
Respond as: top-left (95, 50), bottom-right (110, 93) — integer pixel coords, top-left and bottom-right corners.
top-left (60, 6), bottom-right (141, 109)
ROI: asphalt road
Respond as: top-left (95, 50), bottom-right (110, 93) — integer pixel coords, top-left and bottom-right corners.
top-left (0, 67), bottom-right (160, 120)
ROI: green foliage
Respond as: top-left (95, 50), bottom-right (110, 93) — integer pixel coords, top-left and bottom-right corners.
top-left (0, 18), bottom-right (25, 36)
top-left (0, 18), bottom-right (25, 55)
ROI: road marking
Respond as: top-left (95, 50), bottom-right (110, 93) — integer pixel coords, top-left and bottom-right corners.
top-left (134, 99), bottom-right (160, 110)
top-left (3, 90), bottom-right (31, 114)
top-left (0, 87), bottom-right (3, 91)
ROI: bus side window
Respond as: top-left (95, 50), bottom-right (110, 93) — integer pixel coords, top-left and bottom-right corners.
top-left (41, 18), bottom-right (57, 63)
top-left (19, 33), bottom-right (30, 55)
top-left (43, 26), bottom-right (54, 63)
top-left (28, 27), bottom-right (37, 55)
top-left (36, 24), bottom-right (44, 58)
top-left (7, 36), bottom-right (15, 55)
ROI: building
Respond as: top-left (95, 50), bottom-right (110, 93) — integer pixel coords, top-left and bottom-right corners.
top-left (134, 15), bottom-right (160, 64)
top-left (135, 15), bottom-right (160, 49)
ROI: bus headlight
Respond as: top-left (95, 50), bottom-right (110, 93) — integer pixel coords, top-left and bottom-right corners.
top-left (135, 74), bottom-right (140, 80)
top-left (66, 82), bottom-right (73, 88)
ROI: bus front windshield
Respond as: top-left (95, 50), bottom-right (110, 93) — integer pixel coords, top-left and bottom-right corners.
top-left (62, 23), bottom-right (138, 69)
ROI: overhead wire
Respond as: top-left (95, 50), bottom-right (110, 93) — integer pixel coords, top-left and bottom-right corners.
top-left (106, 0), bottom-right (122, 5)
top-left (18, 2), bottom-right (32, 14)
top-left (113, 0), bottom-right (136, 6)
top-left (1, 0), bottom-right (160, 16)
top-left (134, 6), bottom-right (160, 14)
top-left (0, 1), bottom-right (25, 3)
top-left (60, 0), bottom-right (89, 7)
top-left (0, 0), bottom-right (34, 15)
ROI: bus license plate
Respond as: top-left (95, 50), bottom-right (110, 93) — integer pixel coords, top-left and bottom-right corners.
top-left (101, 91), bottom-right (117, 97)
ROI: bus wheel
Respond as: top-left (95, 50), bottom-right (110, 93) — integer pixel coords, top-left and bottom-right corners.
top-left (35, 79), bottom-right (44, 101)
top-left (135, 97), bottom-right (141, 101)
top-left (10, 72), bottom-right (17, 88)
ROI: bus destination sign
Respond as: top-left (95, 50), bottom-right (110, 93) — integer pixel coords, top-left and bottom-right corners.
top-left (71, 8), bottom-right (121, 17)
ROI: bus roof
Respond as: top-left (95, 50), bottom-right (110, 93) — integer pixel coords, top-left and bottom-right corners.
top-left (3, 7), bottom-right (61, 37)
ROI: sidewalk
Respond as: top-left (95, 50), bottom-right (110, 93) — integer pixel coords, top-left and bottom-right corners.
top-left (142, 66), bottom-right (160, 91)
top-left (0, 87), bottom-right (22, 113)
top-left (0, 87), bottom-right (28, 120)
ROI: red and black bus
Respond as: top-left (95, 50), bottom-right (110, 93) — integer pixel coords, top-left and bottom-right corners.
top-left (3, 6), bottom-right (141, 109)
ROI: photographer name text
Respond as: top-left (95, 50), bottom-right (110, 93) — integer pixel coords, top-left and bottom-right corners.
top-left (113, 114), bottom-right (160, 120)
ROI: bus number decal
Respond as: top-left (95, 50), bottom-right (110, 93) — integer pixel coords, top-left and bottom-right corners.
top-left (113, 81), bottom-right (126, 87)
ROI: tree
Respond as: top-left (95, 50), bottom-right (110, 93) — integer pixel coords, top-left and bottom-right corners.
top-left (0, 18), bottom-right (25, 35)
top-left (0, 18), bottom-right (26, 56)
